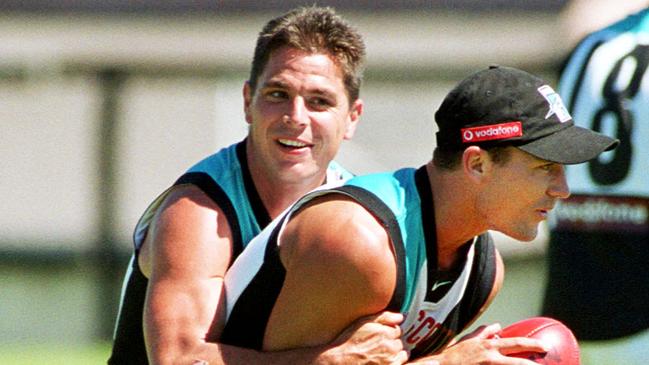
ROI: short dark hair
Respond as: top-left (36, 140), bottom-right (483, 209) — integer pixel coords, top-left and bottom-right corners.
top-left (248, 6), bottom-right (366, 104)
top-left (433, 145), bottom-right (512, 170)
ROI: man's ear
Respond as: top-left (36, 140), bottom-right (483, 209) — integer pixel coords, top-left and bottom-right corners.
top-left (243, 81), bottom-right (253, 125)
top-left (343, 99), bottom-right (363, 140)
top-left (462, 146), bottom-right (491, 183)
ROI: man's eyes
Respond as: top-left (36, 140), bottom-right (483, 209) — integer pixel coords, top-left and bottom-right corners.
top-left (309, 97), bottom-right (334, 108)
top-left (264, 90), bottom-right (334, 108)
top-left (266, 90), bottom-right (288, 100)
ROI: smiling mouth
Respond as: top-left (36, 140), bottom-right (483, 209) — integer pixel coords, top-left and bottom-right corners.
top-left (278, 138), bottom-right (309, 148)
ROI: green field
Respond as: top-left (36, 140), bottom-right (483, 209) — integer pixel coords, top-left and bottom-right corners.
top-left (0, 342), bottom-right (111, 365)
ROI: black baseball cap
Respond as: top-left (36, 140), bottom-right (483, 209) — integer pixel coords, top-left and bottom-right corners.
top-left (434, 65), bottom-right (619, 164)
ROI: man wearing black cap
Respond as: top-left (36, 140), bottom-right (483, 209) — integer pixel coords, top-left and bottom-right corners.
top-left (217, 66), bottom-right (618, 363)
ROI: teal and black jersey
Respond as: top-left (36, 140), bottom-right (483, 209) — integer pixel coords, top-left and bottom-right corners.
top-left (344, 167), bottom-right (497, 357)
top-left (108, 139), bottom-right (353, 364)
top-left (135, 140), bottom-right (352, 261)
top-left (543, 8), bottom-right (649, 340)
top-left (222, 166), bottom-right (497, 359)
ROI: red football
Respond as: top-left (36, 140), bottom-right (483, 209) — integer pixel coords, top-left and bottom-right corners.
top-left (499, 317), bottom-right (580, 365)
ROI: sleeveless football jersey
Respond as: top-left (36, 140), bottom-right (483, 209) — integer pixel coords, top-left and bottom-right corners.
top-left (222, 166), bottom-right (496, 359)
top-left (108, 139), bottom-right (352, 364)
top-left (543, 9), bottom-right (649, 340)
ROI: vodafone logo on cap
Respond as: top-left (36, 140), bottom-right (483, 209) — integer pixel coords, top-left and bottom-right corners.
top-left (461, 121), bottom-right (523, 143)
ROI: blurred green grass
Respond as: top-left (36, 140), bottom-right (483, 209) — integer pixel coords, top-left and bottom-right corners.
top-left (0, 342), bottom-right (111, 365)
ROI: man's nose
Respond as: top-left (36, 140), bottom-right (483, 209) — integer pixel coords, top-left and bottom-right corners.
top-left (284, 97), bottom-right (308, 126)
top-left (549, 165), bottom-right (570, 199)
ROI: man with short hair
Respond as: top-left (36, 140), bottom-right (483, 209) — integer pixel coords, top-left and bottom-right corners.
top-left (108, 6), bottom-right (410, 365)
top-left (220, 66), bottom-right (619, 364)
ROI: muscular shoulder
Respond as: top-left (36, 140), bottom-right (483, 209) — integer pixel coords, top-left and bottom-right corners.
top-left (279, 194), bottom-right (396, 304)
top-left (282, 194), bottom-right (392, 267)
top-left (162, 183), bottom-right (221, 211)
top-left (262, 194), bottom-right (398, 349)
top-left (139, 184), bottom-right (233, 279)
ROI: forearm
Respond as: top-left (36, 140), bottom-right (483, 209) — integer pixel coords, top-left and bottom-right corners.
top-left (149, 340), bottom-right (335, 365)
top-left (147, 312), bottom-right (409, 365)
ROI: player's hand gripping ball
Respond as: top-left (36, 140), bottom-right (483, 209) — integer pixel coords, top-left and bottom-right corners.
top-left (498, 317), bottom-right (580, 365)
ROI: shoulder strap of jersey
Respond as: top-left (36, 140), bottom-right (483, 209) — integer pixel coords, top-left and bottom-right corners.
top-left (457, 233), bottom-right (497, 328)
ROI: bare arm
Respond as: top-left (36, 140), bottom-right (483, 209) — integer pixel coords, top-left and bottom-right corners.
top-left (141, 184), bottom-right (233, 364)
top-left (263, 195), bottom-right (399, 351)
top-left (141, 186), bottom-right (408, 365)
